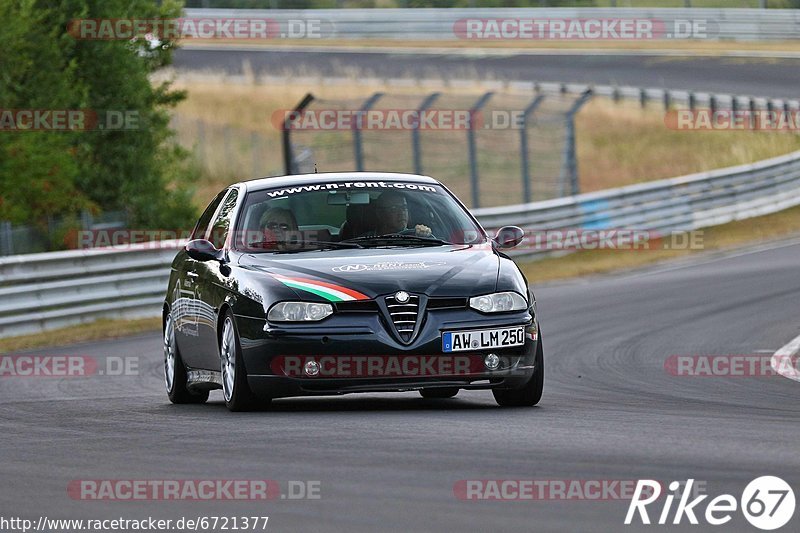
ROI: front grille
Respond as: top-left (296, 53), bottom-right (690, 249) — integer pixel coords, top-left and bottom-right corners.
top-left (385, 294), bottom-right (420, 343)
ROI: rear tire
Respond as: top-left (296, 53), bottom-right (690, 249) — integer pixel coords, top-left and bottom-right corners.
top-left (493, 332), bottom-right (544, 407)
top-left (220, 310), bottom-right (262, 412)
top-left (420, 388), bottom-right (459, 399)
top-left (164, 312), bottom-right (209, 404)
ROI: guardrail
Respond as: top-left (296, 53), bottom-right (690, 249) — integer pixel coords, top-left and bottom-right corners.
top-left (184, 8), bottom-right (800, 41)
top-left (2, 149), bottom-right (800, 338)
top-left (0, 242), bottom-right (180, 337)
top-left (476, 149), bottom-right (800, 257)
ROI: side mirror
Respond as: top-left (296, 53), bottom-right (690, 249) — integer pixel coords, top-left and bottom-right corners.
top-left (186, 239), bottom-right (223, 262)
top-left (493, 226), bottom-right (524, 249)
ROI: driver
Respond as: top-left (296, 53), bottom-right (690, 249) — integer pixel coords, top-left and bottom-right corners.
top-left (258, 207), bottom-right (299, 249)
top-left (368, 191), bottom-right (432, 238)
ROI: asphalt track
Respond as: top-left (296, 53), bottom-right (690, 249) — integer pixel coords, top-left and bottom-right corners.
top-left (2, 238), bottom-right (799, 532)
top-left (173, 47), bottom-right (800, 99)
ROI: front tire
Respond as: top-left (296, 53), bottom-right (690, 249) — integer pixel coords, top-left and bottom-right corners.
top-left (493, 333), bottom-right (544, 407)
top-left (164, 312), bottom-right (208, 404)
top-left (220, 311), bottom-right (261, 412)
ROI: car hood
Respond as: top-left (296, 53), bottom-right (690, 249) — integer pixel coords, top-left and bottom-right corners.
top-left (237, 245), bottom-right (499, 299)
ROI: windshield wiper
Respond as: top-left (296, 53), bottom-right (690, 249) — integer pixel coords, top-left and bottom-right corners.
top-left (342, 234), bottom-right (453, 247)
top-left (246, 240), bottom-right (363, 252)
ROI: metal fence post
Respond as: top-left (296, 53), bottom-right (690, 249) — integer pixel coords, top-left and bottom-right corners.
top-left (412, 92), bottom-right (440, 175)
top-left (251, 131), bottom-right (260, 178)
top-left (223, 126), bottom-right (233, 168)
top-left (353, 92), bottom-right (384, 172)
top-left (519, 94), bottom-right (546, 204)
top-left (467, 92), bottom-right (494, 209)
top-left (283, 93), bottom-right (314, 175)
top-left (560, 90), bottom-right (593, 198)
top-left (0, 221), bottom-right (12, 256)
top-left (46, 215), bottom-right (56, 251)
top-left (197, 119), bottom-right (206, 168)
top-left (81, 210), bottom-right (92, 230)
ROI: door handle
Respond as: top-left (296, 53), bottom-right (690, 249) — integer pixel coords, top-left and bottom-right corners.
top-left (186, 271), bottom-right (199, 278)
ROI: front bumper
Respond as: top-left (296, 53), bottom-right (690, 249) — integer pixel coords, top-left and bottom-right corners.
top-left (235, 309), bottom-right (538, 399)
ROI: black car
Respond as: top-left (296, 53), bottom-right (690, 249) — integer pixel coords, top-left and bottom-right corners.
top-left (163, 172), bottom-right (542, 411)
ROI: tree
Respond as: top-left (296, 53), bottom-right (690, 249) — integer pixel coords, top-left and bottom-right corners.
top-left (0, 0), bottom-right (89, 226)
top-left (0, 0), bottom-right (198, 240)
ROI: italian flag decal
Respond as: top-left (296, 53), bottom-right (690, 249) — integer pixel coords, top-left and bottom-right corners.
top-left (272, 274), bottom-right (369, 302)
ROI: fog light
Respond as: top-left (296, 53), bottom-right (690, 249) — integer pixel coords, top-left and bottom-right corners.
top-left (484, 353), bottom-right (500, 370)
top-left (304, 360), bottom-right (320, 377)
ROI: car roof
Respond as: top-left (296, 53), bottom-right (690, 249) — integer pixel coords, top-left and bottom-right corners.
top-left (239, 172), bottom-right (441, 192)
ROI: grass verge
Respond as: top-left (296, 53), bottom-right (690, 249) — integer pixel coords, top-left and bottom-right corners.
top-left (173, 80), bottom-right (800, 203)
top-left (519, 204), bottom-right (800, 283)
top-left (0, 317), bottom-right (161, 354)
top-left (576, 99), bottom-right (800, 192)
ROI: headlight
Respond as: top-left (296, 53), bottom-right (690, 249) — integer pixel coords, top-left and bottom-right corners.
top-left (268, 302), bottom-right (333, 322)
top-left (469, 292), bottom-right (527, 313)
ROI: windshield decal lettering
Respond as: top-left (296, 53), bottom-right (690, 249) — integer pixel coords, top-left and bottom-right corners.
top-left (266, 182), bottom-right (438, 198)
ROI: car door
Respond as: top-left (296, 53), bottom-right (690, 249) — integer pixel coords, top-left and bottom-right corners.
top-left (177, 189), bottom-right (228, 369)
top-left (194, 187), bottom-right (240, 369)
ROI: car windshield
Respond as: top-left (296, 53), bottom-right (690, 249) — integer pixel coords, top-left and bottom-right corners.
top-left (233, 179), bottom-right (486, 252)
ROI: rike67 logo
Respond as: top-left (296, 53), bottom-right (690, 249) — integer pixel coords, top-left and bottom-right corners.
top-left (626, 477), bottom-right (795, 530)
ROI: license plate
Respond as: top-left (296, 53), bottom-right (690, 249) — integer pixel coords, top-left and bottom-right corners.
top-left (442, 326), bottom-right (525, 353)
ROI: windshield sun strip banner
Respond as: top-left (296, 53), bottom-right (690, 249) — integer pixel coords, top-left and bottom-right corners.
top-left (271, 274), bottom-right (369, 302)
top-left (264, 181), bottom-right (438, 198)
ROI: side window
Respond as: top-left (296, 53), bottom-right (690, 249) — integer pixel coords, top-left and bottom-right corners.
top-left (192, 189), bottom-right (227, 240)
top-left (209, 189), bottom-right (239, 249)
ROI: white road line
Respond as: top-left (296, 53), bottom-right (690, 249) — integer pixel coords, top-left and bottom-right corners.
top-left (771, 333), bottom-right (800, 383)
